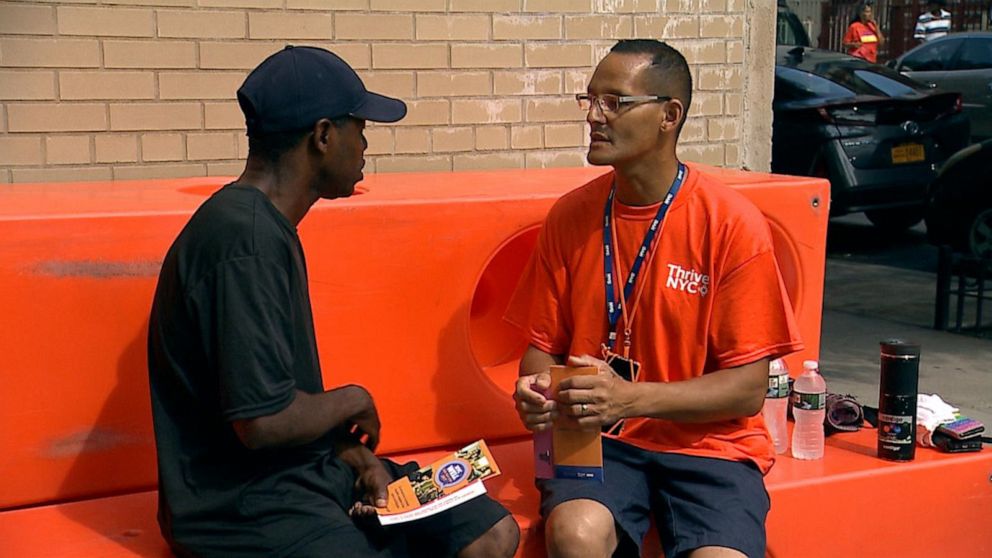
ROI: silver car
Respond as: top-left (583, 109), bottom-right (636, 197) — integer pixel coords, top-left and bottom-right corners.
top-left (889, 32), bottom-right (992, 140)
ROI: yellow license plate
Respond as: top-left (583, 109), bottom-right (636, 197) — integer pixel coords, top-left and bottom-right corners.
top-left (891, 143), bottom-right (925, 164)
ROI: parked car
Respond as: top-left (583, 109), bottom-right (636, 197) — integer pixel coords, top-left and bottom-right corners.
top-left (888, 32), bottom-right (992, 140)
top-left (925, 139), bottom-right (992, 257)
top-left (772, 46), bottom-right (970, 230)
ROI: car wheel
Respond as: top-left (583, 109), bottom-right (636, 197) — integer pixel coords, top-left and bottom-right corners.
top-left (865, 208), bottom-right (923, 231)
top-left (968, 208), bottom-right (992, 259)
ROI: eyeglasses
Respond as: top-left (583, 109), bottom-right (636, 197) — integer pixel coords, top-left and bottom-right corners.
top-left (576, 93), bottom-right (672, 114)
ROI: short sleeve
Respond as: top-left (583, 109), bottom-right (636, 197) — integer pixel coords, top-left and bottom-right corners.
top-left (843, 24), bottom-right (858, 44)
top-left (189, 256), bottom-right (297, 422)
top-left (503, 223), bottom-right (572, 355)
top-left (707, 228), bottom-right (803, 370)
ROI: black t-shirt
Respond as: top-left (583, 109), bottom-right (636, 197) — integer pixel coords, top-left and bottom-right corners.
top-left (148, 184), bottom-right (354, 557)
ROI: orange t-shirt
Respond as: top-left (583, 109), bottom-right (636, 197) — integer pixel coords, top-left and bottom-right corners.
top-left (504, 166), bottom-right (804, 474)
top-left (844, 21), bottom-right (880, 63)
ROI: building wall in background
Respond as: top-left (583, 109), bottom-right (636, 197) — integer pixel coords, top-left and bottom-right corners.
top-left (0, 0), bottom-right (773, 183)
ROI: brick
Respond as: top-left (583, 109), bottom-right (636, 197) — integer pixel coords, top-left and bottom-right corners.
top-left (417, 71), bottom-right (490, 97)
top-left (453, 151), bottom-right (523, 170)
top-left (727, 40), bottom-right (744, 63)
top-left (450, 0), bottom-right (520, 10)
top-left (394, 128), bottom-right (430, 153)
top-left (565, 69), bottom-right (593, 93)
top-left (12, 166), bottom-right (112, 183)
top-left (376, 155), bottom-right (451, 172)
top-left (688, 92), bottom-right (721, 116)
top-left (198, 0), bottom-right (282, 7)
top-left (698, 65), bottom-right (742, 90)
top-left (104, 40), bottom-right (196, 69)
top-left (0, 136), bottom-right (44, 166)
top-left (493, 70), bottom-right (562, 96)
top-left (358, 72), bottom-right (416, 99)
top-left (45, 135), bottom-right (91, 165)
top-left (289, 0), bottom-right (368, 9)
top-left (679, 117), bottom-right (705, 143)
top-left (401, 100), bottom-right (450, 125)
top-left (114, 163), bottom-right (206, 180)
top-left (0, 4), bottom-right (56, 36)
top-left (451, 99), bottom-right (522, 124)
top-left (59, 71), bottom-right (156, 100)
top-left (0, 71), bottom-right (56, 100)
top-left (511, 125), bottom-right (542, 149)
top-left (633, 15), bottom-right (698, 39)
top-left (372, 44), bottom-right (448, 70)
top-left (565, 15), bottom-right (632, 39)
top-left (370, 0), bottom-right (445, 11)
top-left (1, 171), bottom-right (10, 184)
top-left (362, 126), bottom-right (392, 155)
top-left (159, 72), bottom-right (246, 100)
top-left (417, 15), bottom-right (490, 40)
top-left (326, 44), bottom-right (372, 69)
top-left (141, 133), bottom-right (186, 161)
top-left (700, 15), bottom-right (743, 38)
top-left (671, 40), bottom-right (726, 64)
top-left (111, 103), bottom-right (201, 131)
top-left (159, 10), bottom-right (245, 39)
top-left (102, 0), bottom-right (193, 5)
top-left (525, 44), bottom-right (591, 68)
top-left (0, 38), bottom-right (100, 68)
top-left (725, 141), bottom-right (740, 166)
top-left (207, 162), bottom-right (244, 177)
top-left (663, 0), bottom-right (700, 11)
top-left (701, 0), bottom-right (728, 11)
top-left (8, 103), bottom-right (106, 132)
top-left (95, 134), bottom-right (139, 163)
top-left (198, 42), bottom-right (278, 70)
top-left (525, 149), bottom-right (586, 168)
top-left (205, 102), bottom-right (245, 130)
top-left (678, 143), bottom-right (724, 166)
top-left (475, 126), bottom-right (508, 150)
top-left (492, 15), bottom-right (561, 40)
top-left (544, 122), bottom-right (584, 147)
top-left (187, 132), bottom-right (238, 160)
top-left (248, 12), bottom-right (331, 40)
top-left (336, 14), bottom-right (413, 40)
top-left (431, 127), bottom-right (474, 153)
top-left (451, 44), bottom-right (521, 69)
top-left (58, 7), bottom-right (155, 37)
top-left (725, 92), bottom-right (742, 115)
top-left (591, 0), bottom-right (659, 12)
top-left (523, 0), bottom-right (591, 13)
top-left (707, 116), bottom-right (739, 141)
top-left (525, 97), bottom-right (579, 122)
top-left (237, 134), bottom-right (249, 159)
top-left (727, 0), bottom-right (744, 11)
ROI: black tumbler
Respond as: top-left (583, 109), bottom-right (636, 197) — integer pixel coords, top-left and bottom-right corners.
top-left (877, 339), bottom-right (921, 461)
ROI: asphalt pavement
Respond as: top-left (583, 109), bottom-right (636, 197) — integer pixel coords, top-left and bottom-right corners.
top-left (817, 214), bottom-right (992, 428)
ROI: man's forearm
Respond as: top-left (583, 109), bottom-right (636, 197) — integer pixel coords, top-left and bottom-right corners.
top-left (234, 385), bottom-right (370, 449)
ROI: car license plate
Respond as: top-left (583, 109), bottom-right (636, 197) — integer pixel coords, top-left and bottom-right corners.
top-left (891, 143), bottom-right (925, 164)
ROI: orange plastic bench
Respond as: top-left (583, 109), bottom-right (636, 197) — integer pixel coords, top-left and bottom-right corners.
top-left (2, 166), bottom-right (987, 557)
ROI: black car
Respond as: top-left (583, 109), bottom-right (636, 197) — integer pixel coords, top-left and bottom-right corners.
top-left (772, 46), bottom-right (971, 230)
top-left (925, 139), bottom-right (992, 257)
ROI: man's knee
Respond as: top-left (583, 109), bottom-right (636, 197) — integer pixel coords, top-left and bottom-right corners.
top-left (458, 515), bottom-right (519, 558)
top-left (545, 499), bottom-right (618, 558)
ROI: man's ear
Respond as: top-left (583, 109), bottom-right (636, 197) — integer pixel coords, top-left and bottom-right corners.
top-left (312, 118), bottom-right (335, 152)
top-left (660, 99), bottom-right (685, 134)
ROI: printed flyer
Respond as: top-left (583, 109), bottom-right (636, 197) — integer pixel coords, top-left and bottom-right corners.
top-left (534, 365), bottom-right (604, 482)
top-left (377, 439), bottom-right (501, 525)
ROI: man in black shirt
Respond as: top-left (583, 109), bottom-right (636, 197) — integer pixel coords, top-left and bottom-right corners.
top-left (148, 45), bottom-right (519, 558)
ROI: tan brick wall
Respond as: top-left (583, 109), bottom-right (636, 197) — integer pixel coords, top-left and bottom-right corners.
top-left (0, 1), bottom-right (773, 183)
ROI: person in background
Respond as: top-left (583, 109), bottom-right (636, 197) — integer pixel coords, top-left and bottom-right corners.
top-left (914, 0), bottom-right (952, 44)
top-left (843, 2), bottom-right (884, 63)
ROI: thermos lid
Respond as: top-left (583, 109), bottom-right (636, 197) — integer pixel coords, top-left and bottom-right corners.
top-left (880, 339), bottom-right (920, 358)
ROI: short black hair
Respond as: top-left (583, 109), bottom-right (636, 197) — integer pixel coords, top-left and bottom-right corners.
top-left (609, 40), bottom-right (693, 132)
top-left (246, 115), bottom-right (351, 163)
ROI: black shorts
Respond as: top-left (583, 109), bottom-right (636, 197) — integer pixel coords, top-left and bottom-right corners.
top-left (538, 437), bottom-right (770, 558)
top-left (289, 458), bottom-right (510, 558)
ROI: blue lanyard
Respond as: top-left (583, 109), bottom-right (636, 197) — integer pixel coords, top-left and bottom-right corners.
top-left (603, 163), bottom-right (686, 351)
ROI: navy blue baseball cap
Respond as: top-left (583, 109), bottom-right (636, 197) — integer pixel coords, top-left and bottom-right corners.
top-left (237, 45), bottom-right (407, 135)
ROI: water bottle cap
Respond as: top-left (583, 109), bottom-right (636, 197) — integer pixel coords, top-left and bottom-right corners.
top-left (802, 360), bottom-right (819, 371)
top-left (769, 358), bottom-right (787, 373)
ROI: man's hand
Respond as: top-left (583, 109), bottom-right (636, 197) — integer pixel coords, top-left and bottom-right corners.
top-left (555, 354), bottom-right (635, 429)
top-left (343, 447), bottom-right (392, 518)
top-left (513, 372), bottom-right (555, 432)
top-left (345, 385), bottom-right (381, 451)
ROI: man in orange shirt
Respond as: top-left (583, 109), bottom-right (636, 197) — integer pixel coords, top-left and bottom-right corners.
top-left (843, 2), bottom-right (885, 63)
top-left (507, 40), bottom-right (803, 558)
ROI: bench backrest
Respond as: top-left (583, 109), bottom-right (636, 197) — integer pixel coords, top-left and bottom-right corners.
top-left (0, 166), bottom-right (829, 510)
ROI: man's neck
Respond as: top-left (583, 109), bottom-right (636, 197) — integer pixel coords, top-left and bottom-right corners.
top-left (236, 157), bottom-right (317, 226)
top-left (613, 155), bottom-right (681, 206)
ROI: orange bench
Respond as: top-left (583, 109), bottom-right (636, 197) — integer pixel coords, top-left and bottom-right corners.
top-left (1, 167), bottom-right (988, 557)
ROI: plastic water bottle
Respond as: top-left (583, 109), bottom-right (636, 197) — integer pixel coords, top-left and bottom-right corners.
top-left (791, 360), bottom-right (826, 460)
top-left (762, 359), bottom-right (790, 454)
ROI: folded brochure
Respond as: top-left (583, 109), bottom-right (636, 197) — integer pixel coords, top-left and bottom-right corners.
top-left (377, 439), bottom-right (501, 525)
top-left (534, 365), bottom-right (604, 482)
